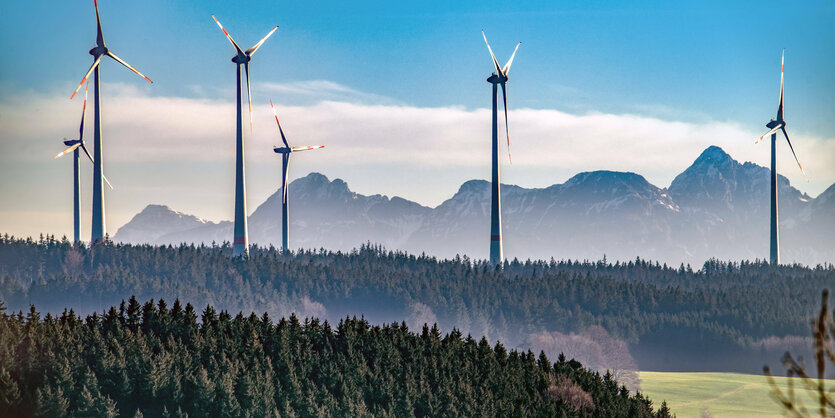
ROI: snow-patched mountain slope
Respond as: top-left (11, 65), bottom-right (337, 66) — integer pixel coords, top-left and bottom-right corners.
top-left (666, 146), bottom-right (818, 262)
top-left (115, 173), bottom-right (431, 251)
top-left (113, 205), bottom-right (216, 244)
top-left (113, 147), bottom-right (835, 266)
top-left (669, 145), bottom-right (807, 215)
top-left (405, 170), bottom-right (681, 261)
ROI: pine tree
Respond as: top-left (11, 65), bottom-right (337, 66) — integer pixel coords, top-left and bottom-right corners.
top-left (657, 400), bottom-right (674, 417)
top-left (126, 296), bottom-right (141, 333)
top-left (0, 367), bottom-right (22, 415)
top-left (34, 384), bottom-right (69, 418)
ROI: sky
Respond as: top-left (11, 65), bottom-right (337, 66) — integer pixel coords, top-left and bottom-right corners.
top-left (0, 0), bottom-right (834, 240)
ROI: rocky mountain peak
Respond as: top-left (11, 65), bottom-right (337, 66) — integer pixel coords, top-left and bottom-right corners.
top-left (113, 147), bottom-right (834, 266)
top-left (114, 204), bottom-right (213, 244)
top-left (695, 145), bottom-right (732, 165)
top-left (564, 171), bottom-right (653, 192)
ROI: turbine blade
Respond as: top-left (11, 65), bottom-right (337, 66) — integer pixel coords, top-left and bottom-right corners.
top-left (102, 174), bottom-right (114, 190)
top-left (756, 124), bottom-right (783, 144)
top-left (246, 26), bottom-right (278, 56)
top-left (78, 142), bottom-right (114, 189)
top-left (79, 80), bottom-right (90, 139)
top-left (79, 141), bottom-right (113, 190)
top-left (245, 62), bottom-right (253, 134)
top-left (270, 100), bottom-right (290, 148)
top-left (212, 15), bottom-right (244, 55)
top-left (291, 145), bottom-right (325, 152)
top-left (81, 142), bottom-right (94, 163)
top-left (80, 139), bottom-right (113, 189)
top-left (54, 143), bottom-right (81, 159)
top-left (107, 51), bottom-right (153, 83)
top-left (501, 82), bottom-right (511, 164)
top-left (94, 0), bottom-right (105, 47)
top-left (502, 42), bottom-right (521, 75)
top-left (481, 30), bottom-right (503, 76)
top-left (778, 49), bottom-right (784, 121)
top-left (71, 55), bottom-right (102, 99)
top-left (781, 127), bottom-right (807, 180)
top-left (282, 157), bottom-right (290, 204)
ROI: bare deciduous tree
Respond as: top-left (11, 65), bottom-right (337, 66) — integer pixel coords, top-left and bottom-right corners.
top-left (528, 325), bottom-right (640, 391)
top-left (547, 375), bottom-right (595, 413)
top-left (765, 289), bottom-right (835, 417)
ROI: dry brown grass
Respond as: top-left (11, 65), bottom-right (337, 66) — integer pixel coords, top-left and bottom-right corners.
top-left (547, 375), bottom-right (595, 413)
top-left (765, 289), bottom-right (835, 417)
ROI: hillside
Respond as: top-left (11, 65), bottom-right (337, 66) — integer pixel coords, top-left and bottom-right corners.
top-left (1, 236), bottom-right (830, 374)
top-left (640, 371), bottom-right (831, 417)
top-left (0, 298), bottom-right (670, 417)
top-left (113, 146), bottom-right (835, 266)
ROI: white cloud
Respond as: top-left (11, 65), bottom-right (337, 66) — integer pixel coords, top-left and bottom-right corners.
top-left (1, 81), bottom-right (834, 239)
top-left (260, 80), bottom-right (398, 105)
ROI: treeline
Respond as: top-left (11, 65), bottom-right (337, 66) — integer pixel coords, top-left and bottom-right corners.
top-left (1, 234), bottom-right (832, 370)
top-left (0, 297), bottom-right (671, 417)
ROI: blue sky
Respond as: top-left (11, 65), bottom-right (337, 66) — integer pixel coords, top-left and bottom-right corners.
top-left (2, 0), bottom-right (833, 125)
top-left (1, 0), bottom-right (834, 239)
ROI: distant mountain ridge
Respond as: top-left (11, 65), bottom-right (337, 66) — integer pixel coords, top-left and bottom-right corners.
top-left (114, 146), bottom-right (835, 266)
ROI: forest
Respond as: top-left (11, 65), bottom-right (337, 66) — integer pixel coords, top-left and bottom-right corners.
top-left (0, 296), bottom-right (672, 417)
top-left (1, 234), bottom-right (832, 373)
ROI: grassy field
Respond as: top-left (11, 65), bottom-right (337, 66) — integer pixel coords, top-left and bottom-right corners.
top-left (639, 371), bottom-right (832, 417)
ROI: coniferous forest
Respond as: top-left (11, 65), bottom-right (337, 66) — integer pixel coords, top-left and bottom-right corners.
top-left (0, 295), bottom-right (672, 417)
top-left (0, 234), bottom-right (832, 413)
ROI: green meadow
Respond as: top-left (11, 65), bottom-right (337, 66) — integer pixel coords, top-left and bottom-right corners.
top-left (640, 371), bottom-right (833, 417)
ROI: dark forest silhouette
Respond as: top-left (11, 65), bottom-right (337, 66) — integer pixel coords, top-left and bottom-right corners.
top-left (1, 234), bottom-right (833, 373)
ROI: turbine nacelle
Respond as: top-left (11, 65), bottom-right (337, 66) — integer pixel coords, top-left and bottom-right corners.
top-left (766, 119), bottom-right (783, 129)
top-left (232, 54), bottom-right (251, 64)
top-left (89, 45), bottom-right (108, 57)
top-left (64, 139), bottom-right (81, 146)
top-left (487, 73), bottom-right (507, 84)
top-left (273, 147), bottom-right (291, 154)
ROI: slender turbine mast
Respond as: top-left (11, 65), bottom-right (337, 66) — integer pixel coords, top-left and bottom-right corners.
top-left (270, 100), bottom-right (324, 252)
top-left (482, 31), bottom-right (520, 266)
top-left (69, 0), bottom-right (152, 244)
top-left (756, 49), bottom-right (807, 265)
top-left (55, 81), bottom-right (113, 243)
top-left (212, 16), bottom-right (278, 257)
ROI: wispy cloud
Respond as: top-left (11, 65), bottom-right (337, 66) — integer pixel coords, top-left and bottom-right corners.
top-left (1, 81), bottom-right (833, 238)
top-left (259, 80), bottom-right (399, 106)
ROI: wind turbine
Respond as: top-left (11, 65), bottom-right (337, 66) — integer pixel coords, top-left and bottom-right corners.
top-left (69, 0), bottom-right (152, 244)
top-left (755, 49), bottom-right (807, 266)
top-left (211, 15), bottom-right (278, 257)
top-left (54, 81), bottom-right (113, 243)
top-left (270, 100), bottom-right (324, 252)
top-left (482, 30), bottom-right (520, 266)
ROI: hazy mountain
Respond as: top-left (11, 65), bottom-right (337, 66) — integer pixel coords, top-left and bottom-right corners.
top-left (114, 146), bottom-right (835, 266)
top-left (246, 173), bottom-right (431, 250)
top-left (667, 145), bottom-right (820, 263)
top-left (118, 173), bottom-right (431, 252)
top-left (405, 171), bottom-right (681, 262)
top-left (114, 204), bottom-right (217, 244)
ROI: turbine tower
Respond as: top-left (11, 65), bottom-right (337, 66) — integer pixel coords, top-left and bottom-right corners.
top-left (212, 15), bottom-right (278, 257)
top-left (756, 49), bottom-right (807, 266)
top-left (482, 31), bottom-right (520, 266)
top-left (69, 0), bottom-right (152, 244)
top-left (270, 100), bottom-right (324, 252)
top-left (54, 81), bottom-right (112, 243)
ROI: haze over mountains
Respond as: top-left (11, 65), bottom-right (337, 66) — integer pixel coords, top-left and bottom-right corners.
top-left (115, 146), bottom-right (835, 266)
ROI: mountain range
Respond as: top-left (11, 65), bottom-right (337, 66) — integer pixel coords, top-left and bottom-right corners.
top-left (114, 146), bottom-right (835, 266)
